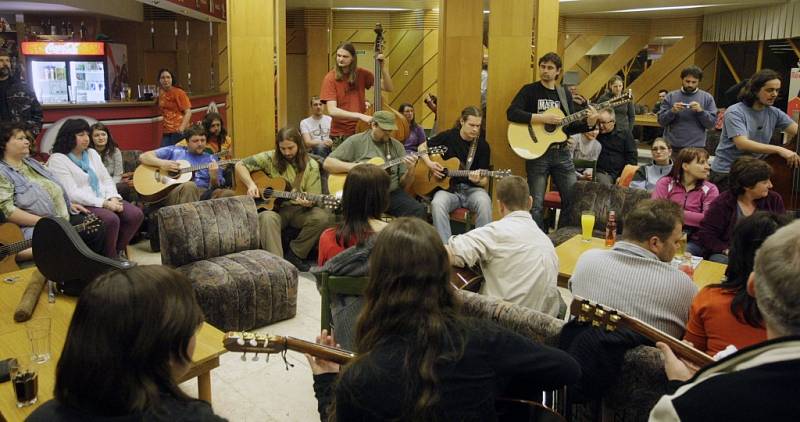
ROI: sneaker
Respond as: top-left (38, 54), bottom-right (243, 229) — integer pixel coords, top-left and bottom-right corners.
top-left (284, 249), bottom-right (310, 272)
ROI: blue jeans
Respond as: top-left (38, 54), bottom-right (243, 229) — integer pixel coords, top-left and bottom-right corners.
top-left (431, 184), bottom-right (492, 243)
top-left (526, 145), bottom-right (577, 230)
top-left (161, 132), bottom-right (185, 147)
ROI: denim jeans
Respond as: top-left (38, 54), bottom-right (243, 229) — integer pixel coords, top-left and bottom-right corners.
top-left (431, 184), bottom-right (492, 243)
top-left (161, 132), bottom-right (185, 147)
top-left (526, 144), bottom-right (577, 229)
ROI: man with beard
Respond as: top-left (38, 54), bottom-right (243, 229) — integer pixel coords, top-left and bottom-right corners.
top-left (710, 69), bottom-right (799, 189)
top-left (657, 66), bottom-right (717, 155)
top-left (0, 49), bottom-right (43, 137)
top-left (235, 126), bottom-right (333, 270)
top-left (324, 110), bottom-right (426, 218)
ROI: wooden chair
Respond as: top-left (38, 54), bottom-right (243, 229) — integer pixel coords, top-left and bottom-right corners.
top-left (448, 167), bottom-right (497, 234)
top-left (316, 271), bottom-right (368, 332)
top-left (543, 159), bottom-right (597, 230)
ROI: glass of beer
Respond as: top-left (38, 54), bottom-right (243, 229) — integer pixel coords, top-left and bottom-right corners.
top-left (676, 232), bottom-right (688, 258)
top-left (10, 357), bottom-right (38, 408)
top-left (581, 211), bottom-right (595, 242)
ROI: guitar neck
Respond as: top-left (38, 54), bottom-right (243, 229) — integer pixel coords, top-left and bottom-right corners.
top-left (224, 332), bottom-right (356, 365)
top-left (622, 317), bottom-right (714, 368)
top-left (284, 337), bottom-right (355, 365)
top-left (446, 169), bottom-right (500, 178)
top-left (561, 95), bottom-right (631, 126)
top-left (183, 159), bottom-right (238, 174)
top-left (1, 220), bottom-right (93, 257)
top-left (380, 150), bottom-right (426, 170)
top-left (270, 190), bottom-right (334, 204)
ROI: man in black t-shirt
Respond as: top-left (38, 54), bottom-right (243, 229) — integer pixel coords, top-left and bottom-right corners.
top-left (420, 105), bottom-right (491, 243)
top-left (507, 52), bottom-right (597, 229)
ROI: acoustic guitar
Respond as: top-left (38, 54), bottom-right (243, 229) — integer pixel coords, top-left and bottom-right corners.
top-left (412, 155), bottom-right (512, 197)
top-left (326, 145), bottom-right (447, 196)
top-left (508, 90), bottom-right (633, 160)
top-left (222, 331), bottom-right (565, 422)
top-left (32, 216), bottom-right (134, 296)
top-left (133, 157), bottom-right (240, 202)
top-left (450, 265), bottom-right (484, 292)
top-left (353, 23), bottom-right (410, 143)
top-left (0, 215), bottom-right (102, 274)
top-left (234, 172), bottom-right (341, 211)
top-left (570, 295), bottom-right (714, 368)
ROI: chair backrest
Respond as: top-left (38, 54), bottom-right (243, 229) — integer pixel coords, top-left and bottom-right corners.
top-left (573, 159), bottom-right (597, 181)
top-left (121, 150), bottom-right (142, 173)
top-left (158, 195), bottom-right (261, 267)
top-left (316, 271), bottom-right (368, 331)
top-left (561, 181), bottom-right (651, 232)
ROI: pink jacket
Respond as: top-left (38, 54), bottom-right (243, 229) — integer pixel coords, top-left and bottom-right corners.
top-left (651, 177), bottom-right (719, 228)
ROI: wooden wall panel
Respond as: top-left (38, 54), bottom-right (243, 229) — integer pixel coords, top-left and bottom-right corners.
top-left (576, 35), bottom-right (648, 100)
top-left (276, 0), bottom-right (288, 127)
top-left (534, 0), bottom-right (559, 79)
top-left (563, 35), bottom-right (602, 73)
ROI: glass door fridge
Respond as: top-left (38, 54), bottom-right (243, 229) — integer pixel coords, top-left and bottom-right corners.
top-left (29, 60), bottom-right (68, 104)
top-left (69, 61), bottom-right (105, 103)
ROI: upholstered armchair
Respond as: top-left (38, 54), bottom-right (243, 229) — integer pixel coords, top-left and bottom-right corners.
top-left (456, 290), bottom-right (667, 422)
top-left (550, 181), bottom-right (651, 246)
top-left (158, 196), bottom-right (298, 331)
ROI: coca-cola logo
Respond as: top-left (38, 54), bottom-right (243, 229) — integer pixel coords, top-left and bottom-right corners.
top-left (44, 43), bottom-right (80, 55)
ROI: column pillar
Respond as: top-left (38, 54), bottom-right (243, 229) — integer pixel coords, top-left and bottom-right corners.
top-left (227, 0), bottom-right (276, 158)
top-left (534, 0), bottom-right (559, 80)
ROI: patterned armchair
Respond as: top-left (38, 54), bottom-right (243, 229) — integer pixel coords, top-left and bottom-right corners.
top-left (550, 181), bottom-right (651, 246)
top-left (158, 196), bottom-right (298, 331)
top-left (456, 290), bottom-right (667, 422)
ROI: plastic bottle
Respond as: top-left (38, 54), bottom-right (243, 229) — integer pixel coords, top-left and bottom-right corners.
top-left (605, 210), bottom-right (617, 247)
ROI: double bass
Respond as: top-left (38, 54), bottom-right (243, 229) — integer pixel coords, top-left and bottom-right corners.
top-left (354, 23), bottom-right (409, 142)
top-left (765, 127), bottom-right (800, 211)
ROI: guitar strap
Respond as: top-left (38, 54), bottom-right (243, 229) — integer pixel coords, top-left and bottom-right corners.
top-left (556, 85), bottom-right (572, 115)
top-left (464, 137), bottom-right (479, 170)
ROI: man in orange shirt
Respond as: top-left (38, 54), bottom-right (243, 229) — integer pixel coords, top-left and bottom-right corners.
top-left (320, 42), bottom-right (395, 147)
top-left (157, 68), bottom-right (192, 147)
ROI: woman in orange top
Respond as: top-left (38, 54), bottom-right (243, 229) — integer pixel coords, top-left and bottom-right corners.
top-left (157, 68), bottom-right (192, 147)
top-left (684, 212), bottom-right (790, 356)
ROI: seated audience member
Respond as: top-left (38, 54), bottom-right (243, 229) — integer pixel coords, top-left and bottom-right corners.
top-left (300, 96), bottom-right (333, 157)
top-left (315, 164), bottom-right (390, 350)
top-left (570, 127), bottom-right (601, 180)
top-left (235, 126), bottom-right (333, 271)
top-left (651, 220), bottom-right (800, 421)
top-left (594, 107), bottom-right (638, 185)
top-left (696, 156), bottom-right (784, 264)
top-left (421, 106), bottom-right (492, 243)
top-left (570, 199), bottom-right (697, 338)
top-left (323, 110), bottom-right (426, 218)
top-left (447, 176), bottom-right (562, 316)
top-left (308, 217), bottom-right (581, 421)
top-left (399, 103), bottom-right (427, 153)
top-left (138, 124), bottom-right (234, 206)
top-left (0, 122), bottom-right (105, 261)
top-left (684, 212), bottom-right (790, 356)
top-left (651, 147), bottom-right (719, 257)
top-left (89, 122), bottom-right (134, 200)
top-left (48, 119), bottom-right (144, 260)
top-left (177, 112), bottom-right (233, 157)
top-left (27, 265), bottom-right (225, 422)
top-left (631, 138), bottom-right (674, 191)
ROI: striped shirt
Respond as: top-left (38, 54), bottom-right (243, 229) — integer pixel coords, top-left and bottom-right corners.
top-left (570, 241), bottom-right (697, 338)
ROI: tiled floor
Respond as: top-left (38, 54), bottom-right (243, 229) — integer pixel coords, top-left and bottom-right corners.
top-left (129, 240), bottom-right (324, 421)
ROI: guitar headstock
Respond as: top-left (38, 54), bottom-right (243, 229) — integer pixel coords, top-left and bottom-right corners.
top-left (420, 145), bottom-right (447, 157)
top-left (493, 169), bottom-right (512, 179)
top-left (321, 195), bottom-right (342, 209)
top-left (569, 296), bottom-right (626, 332)
top-left (223, 331), bottom-right (286, 355)
top-left (374, 23), bottom-right (384, 54)
top-left (608, 89), bottom-right (634, 108)
top-left (80, 213), bottom-right (103, 234)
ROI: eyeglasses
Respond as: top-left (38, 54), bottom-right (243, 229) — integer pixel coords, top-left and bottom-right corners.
top-left (651, 146), bottom-right (670, 151)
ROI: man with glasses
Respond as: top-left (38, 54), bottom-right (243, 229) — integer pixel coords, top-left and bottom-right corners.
top-left (506, 52), bottom-right (598, 229)
top-left (595, 108), bottom-right (638, 185)
top-left (657, 66), bottom-right (717, 156)
top-left (300, 96), bottom-right (333, 157)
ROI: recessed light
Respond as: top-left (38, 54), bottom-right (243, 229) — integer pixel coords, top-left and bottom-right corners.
top-left (607, 4), bottom-right (725, 13)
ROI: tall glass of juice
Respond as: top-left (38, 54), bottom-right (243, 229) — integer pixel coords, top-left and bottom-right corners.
top-left (581, 211), bottom-right (595, 242)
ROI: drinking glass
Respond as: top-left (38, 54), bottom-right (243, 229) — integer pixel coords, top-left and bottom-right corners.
top-left (9, 357), bottom-right (38, 408)
top-left (581, 211), bottom-right (596, 242)
top-left (26, 317), bottom-right (51, 364)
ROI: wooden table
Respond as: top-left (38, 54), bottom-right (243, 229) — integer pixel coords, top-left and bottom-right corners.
top-left (634, 114), bottom-right (660, 127)
top-left (555, 235), bottom-right (727, 289)
top-left (0, 267), bottom-right (226, 422)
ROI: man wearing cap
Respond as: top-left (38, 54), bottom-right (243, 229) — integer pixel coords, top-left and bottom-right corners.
top-left (324, 110), bottom-right (426, 217)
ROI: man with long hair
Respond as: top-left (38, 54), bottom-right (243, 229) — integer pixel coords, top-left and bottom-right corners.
top-left (235, 126), bottom-right (333, 270)
top-left (320, 42), bottom-right (395, 146)
top-left (711, 69), bottom-right (799, 189)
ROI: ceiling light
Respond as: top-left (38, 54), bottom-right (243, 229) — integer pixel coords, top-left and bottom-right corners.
top-left (333, 7), bottom-right (410, 11)
top-left (606, 4), bottom-right (725, 13)
top-left (659, 36), bottom-right (684, 39)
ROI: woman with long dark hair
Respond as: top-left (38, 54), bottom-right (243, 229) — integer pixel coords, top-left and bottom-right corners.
top-left (684, 212), bottom-right (790, 356)
top-left (309, 218), bottom-right (580, 421)
top-left (157, 68), bottom-right (192, 147)
top-left (48, 118), bottom-right (144, 260)
top-left (399, 103), bottom-right (426, 152)
top-left (27, 265), bottom-right (225, 421)
top-left (201, 112), bottom-right (232, 155)
top-left (89, 122), bottom-right (133, 199)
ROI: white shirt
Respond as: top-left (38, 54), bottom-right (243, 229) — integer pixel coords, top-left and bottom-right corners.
top-left (47, 149), bottom-right (121, 208)
top-left (300, 115), bottom-right (332, 142)
top-left (448, 210), bottom-right (562, 316)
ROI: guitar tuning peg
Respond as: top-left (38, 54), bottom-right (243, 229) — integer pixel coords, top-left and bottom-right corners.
top-left (237, 338), bottom-right (245, 346)
top-left (249, 339), bottom-right (257, 347)
top-left (240, 353), bottom-right (247, 361)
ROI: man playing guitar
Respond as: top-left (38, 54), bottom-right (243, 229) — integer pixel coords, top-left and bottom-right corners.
top-left (506, 52), bottom-right (597, 229)
top-left (234, 126), bottom-right (334, 271)
top-left (420, 106), bottom-right (492, 243)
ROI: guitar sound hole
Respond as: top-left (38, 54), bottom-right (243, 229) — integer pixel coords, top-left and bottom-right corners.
top-left (264, 188), bottom-right (274, 197)
top-left (544, 124), bottom-right (556, 133)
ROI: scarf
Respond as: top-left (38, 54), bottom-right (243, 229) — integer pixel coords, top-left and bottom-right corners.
top-left (68, 150), bottom-right (100, 196)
